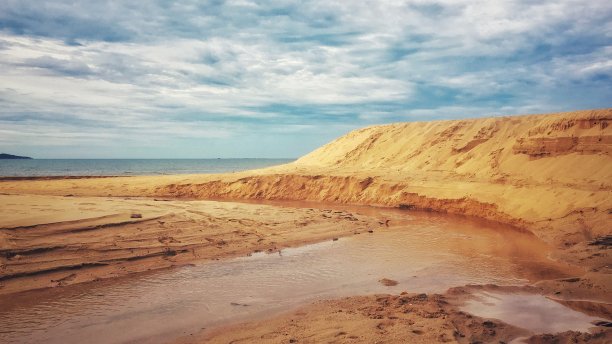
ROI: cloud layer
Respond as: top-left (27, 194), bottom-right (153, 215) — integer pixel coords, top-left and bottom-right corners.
top-left (1, 0), bottom-right (610, 158)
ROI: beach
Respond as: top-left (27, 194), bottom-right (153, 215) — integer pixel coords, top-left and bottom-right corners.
top-left (1, 109), bottom-right (611, 343)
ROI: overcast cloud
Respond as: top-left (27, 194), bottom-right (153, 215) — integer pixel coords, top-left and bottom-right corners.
top-left (0, 0), bottom-right (610, 158)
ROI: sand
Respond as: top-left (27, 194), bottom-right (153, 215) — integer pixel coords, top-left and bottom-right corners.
top-left (1, 109), bottom-right (610, 342)
top-left (0, 195), bottom-right (377, 295)
top-left (183, 286), bottom-right (611, 344)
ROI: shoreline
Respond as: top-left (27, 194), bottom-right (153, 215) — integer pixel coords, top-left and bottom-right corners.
top-left (0, 176), bottom-right (124, 181)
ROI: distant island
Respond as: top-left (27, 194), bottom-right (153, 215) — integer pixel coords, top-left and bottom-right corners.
top-left (0, 153), bottom-right (33, 159)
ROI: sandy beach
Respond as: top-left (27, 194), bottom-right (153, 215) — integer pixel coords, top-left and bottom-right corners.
top-left (0, 194), bottom-right (378, 295)
top-left (1, 109), bottom-right (611, 343)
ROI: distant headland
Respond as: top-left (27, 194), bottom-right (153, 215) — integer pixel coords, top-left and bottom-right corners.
top-left (0, 153), bottom-right (33, 159)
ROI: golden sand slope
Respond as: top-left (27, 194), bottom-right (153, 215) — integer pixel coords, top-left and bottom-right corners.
top-left (286, 109), bottom-right (612, 243)
top-left (165, 109), bottom-right (611, 244)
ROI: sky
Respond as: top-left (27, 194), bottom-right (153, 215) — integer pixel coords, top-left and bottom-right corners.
top-left (0, 0), bottom-right (611, 158)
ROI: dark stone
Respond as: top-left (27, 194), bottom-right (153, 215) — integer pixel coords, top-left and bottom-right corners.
top-left (379, 278), bottom-right (398, 286)
top-left (230, 302), bottom-right (250, 307)
top-left (483, 320), bottom-right (496, 328)
top-left (561, 277), bottom-right (580, 283)
top-left (399, 204), bottom-right (416, 210)
top-left (588, 235), bottom-right (612, 246)
top-left (595, 321), bottom-right (612, 327)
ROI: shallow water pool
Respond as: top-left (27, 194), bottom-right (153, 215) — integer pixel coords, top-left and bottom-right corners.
top-left (0, 207), bottom-right (581, 343)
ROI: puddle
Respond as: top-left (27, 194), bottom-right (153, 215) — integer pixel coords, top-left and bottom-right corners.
top-left (0, 209), bottom-right (580, 343)
top-left (462, 291), bottom-right (604, 334)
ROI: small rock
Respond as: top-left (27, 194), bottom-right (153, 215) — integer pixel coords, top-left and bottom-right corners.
top-left (588, 235), bottom-right (612, 246)
top-left (332, 237), bottom-right (339, 241)
top-left (399, 204), bottom-right (416, 210)
top-left (594, 321), bottom-right (612, 327)
top-left (368, 230), bottom-right (374, 233)
top-left (130, 213), bottom-right (142, 218)
top-left (561, 277), bottom-right (581, 283)
top-left (379, 278), bottom-right (398, 286)
top-left (483, 320), bottom-right (496, 328)
top-left (230, 302), bottom-right (249, 307)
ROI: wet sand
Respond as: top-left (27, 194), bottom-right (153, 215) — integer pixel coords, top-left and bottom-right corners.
top-left (2, 202), bottom-right (606, 343)
top-left (191, 289), bottom-right (610, 344)
top-left (0, 194), bottom-right (610, 343)
top-left (0, 194), bottom-right (377, 295)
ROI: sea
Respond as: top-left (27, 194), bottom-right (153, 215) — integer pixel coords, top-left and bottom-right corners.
top-left (0, 159), bottom-right (294, 177)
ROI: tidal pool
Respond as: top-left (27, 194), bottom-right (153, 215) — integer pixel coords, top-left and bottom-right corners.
top-left (0, 207), bottom-right (583, 343)
top-left (462, 291), bottom-right (603, 335)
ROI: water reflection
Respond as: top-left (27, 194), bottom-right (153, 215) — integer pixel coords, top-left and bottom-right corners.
top-left (462, 291), bottom-right (603, 334)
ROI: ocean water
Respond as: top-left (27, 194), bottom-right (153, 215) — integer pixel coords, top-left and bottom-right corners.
top-left (0, 159), bottom-right (294, 177)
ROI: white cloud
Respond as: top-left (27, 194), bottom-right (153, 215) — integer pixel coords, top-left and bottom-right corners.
top-left (0, 0), bottom-right (610, 157)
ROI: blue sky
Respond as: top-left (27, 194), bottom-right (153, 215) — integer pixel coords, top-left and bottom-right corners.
top-left (0, 0), bottom-right (610, 158)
